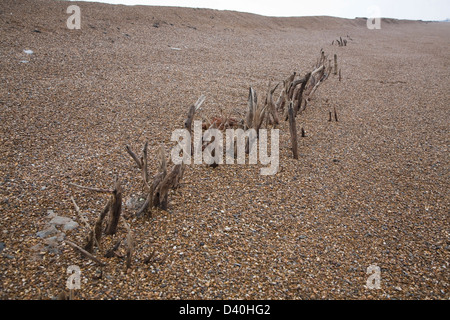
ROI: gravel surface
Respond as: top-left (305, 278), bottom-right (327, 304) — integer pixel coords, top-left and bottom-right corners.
top-left (0, 0), bottom-right (449, 300)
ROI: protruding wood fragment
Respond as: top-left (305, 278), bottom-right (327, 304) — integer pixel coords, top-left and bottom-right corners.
top-left (288, 102), bottom-right (299, 160)
top-left (334, 54), bottom-right (338, 75)
top-left (104, 178), bottom-right (122, 235)
top-left (66, 241), bottom-right (106, 267)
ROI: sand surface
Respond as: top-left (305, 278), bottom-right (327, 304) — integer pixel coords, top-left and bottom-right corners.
top-left (0, 0), bottom-right (449, 299)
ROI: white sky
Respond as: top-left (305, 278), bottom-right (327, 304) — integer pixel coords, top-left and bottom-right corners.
top-left (72, 0), bottom-right (450, 20)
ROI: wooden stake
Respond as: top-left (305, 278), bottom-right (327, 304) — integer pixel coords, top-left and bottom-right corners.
top-left (334, 54), bottom-right (338, 75)
top-left (104, 178), bottom-right (122, 235)
top-left (267, 82), bottom-right (280, 126)
top-left (184, 95), bottom-right (206, 133)
top-left (142, 142), bottom-right (149, 185)
top-left (84, 199), bottom-right (110, 253)
top-left (105, 239), bottom-right (122, 258)
top-left (158, 164), bottom-right (184, 210)
top-left (121, 217), bottom-right (134, 270)
top-left (334, 107), bottom-right (339, 122)
top-left (247, 88), bottom-right (255, 129)
top-left (293, 72), bottom-right (311, 115)
top-left (125, 145), bottom-right (142, 169)
top-left (71, 196), bottom-right (89, 229)
top-left (288, 102), bottom-right (299, 160)
top-left (150, 171), bottom-right (166, 209)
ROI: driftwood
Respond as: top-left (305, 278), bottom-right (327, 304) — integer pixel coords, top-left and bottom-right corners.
top-left (104, 178), bottom-right (123, 235)
top-left (125, 145), bottom-right (142, 170)
top-left (68, 183), bottom-right (113, 194)
top-left (66, 240), bottom-right (106, 267)
top-left (141, 142), bottom-right (149, 187)
top-left (276, 82), bottom-right (288, 113)
top-left (104, 239), bottom-right (122, 258)
top-left (245, 86), bottom-right (268, 134)
top-left (150, 145), bottom-right (170, 208)
top-left (334, 37), bottom-right (348, 47)
top-left (63, 49), bottom-right (342, 273)
top-left (202, 116), bottom-right (240, 130)
top-left (288, 102), bottom-right (299, 160)
top-left (149, 171), bottom-right (166, 210)
top-left (121, 217), bottom-right (134, 270)
top-left (127, 143), bottom-right (167, 216)
top-left (266, 82), bottom-right (280, 126)
top-left (185, 95), bottom-right (206, 133)
top-left (126, 142), bottom-right (152, 217)
top-left (317, 49), bottom-right (326, 68)
top-left (185, 104), bottom-right (196, 132)
top-left (85, 200), bottom-right (110, 253)
top-left (157, 164), bottom-right (184, 211)
top-left (129, 97), bottom-right (194, 215)
top-left (334, 54), bottom-right (338, 75)
top-left (307, 65), bottom-right (326, 99)
top-left (144, 249), bottom-right (156, 265)
top-left (71, 196), bottom-right (89, 229)
top-left (69, 177), bottom-right (123, 237)
top-left (334, 107), bottom-right (339, 122)
top-left (293, 72), bottom-right (311, 115)
top-left (71, 196), bottom-right (101, 253)
top-left (245, 87), bottom-right (256, 129)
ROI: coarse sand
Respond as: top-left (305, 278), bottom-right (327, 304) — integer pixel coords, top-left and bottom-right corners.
top-left (0, 0), bottom-right (449, 300)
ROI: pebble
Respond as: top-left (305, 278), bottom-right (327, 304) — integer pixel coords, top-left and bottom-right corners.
top-left (36, 225), bottom-right (58, 238)
top-left (49, 216), bottom-right (79, 231)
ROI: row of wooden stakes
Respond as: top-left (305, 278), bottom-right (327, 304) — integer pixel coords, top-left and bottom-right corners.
top-left (64, 50), bottom-right (341, 274)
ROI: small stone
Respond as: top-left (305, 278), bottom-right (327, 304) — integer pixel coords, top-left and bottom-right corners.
top-left (62, 221), bottom-right (79, 231)
top-left (49, 216), bottom-right (79, 231)
top-left (47, 210), bottom-right (56, 218)
top-left (36, 225), bottom-right (58, 238)
top-left (44, 237), bottom-right (59, 247)
top-left (0, 242), bottom-right (5, 253)
top-left (30, 244), bottom-right (45, 252)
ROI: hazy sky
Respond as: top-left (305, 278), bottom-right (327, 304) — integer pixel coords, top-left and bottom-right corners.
top-left (73, 0), bottom-right (450, 20)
